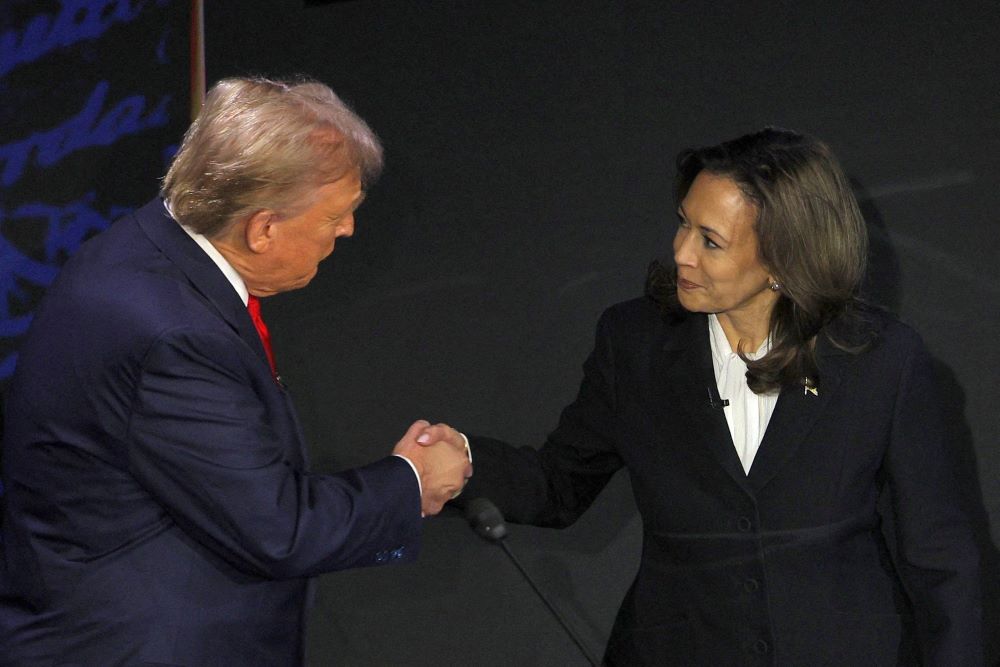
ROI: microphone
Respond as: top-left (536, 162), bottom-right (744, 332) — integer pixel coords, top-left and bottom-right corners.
top-left (706, 385), bottom-right (730, 409)
top-left (465, 498), bottom-right (599, 667)
top-left (465, 497), bottom-right (507, 542)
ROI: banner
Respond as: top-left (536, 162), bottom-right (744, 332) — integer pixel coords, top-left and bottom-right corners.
top-left (0, 0), bottom-right (186, 386)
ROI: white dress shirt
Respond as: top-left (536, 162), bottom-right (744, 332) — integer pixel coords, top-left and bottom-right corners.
top-left (707, 314), bottom-right (779, 474)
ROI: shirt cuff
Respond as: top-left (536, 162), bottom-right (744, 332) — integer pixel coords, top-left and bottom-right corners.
top-left (459, 432), bottom-right (472, 465)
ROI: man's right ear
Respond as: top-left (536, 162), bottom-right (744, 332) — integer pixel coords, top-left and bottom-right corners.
top-left (244, 210), bottom-right (277, 254)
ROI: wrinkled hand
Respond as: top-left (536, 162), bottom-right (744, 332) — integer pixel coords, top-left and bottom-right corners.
top-left (393, 421), bottom-right (473, 516)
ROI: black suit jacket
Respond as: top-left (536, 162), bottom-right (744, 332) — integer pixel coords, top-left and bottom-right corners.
top-left (464, 297), bottom-right (982, 665)
top-left (0, 200), bottom-right (422, 665)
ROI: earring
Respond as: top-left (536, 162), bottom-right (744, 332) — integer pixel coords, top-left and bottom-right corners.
top-left (769, 282), bottom-right (782, 292)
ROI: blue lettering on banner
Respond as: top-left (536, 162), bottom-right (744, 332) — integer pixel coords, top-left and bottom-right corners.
top-left (0, 193), bottom-right (126, 369)
top-left (0, 81), bottom-right (171, 187)
top-left (0, 0), bottom-right (176, 383)
top-left (0, 0), bottom-right (147, 79)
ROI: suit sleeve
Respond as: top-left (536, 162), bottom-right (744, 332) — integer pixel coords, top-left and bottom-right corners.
top-left (124, 326), bottom-right (422, 580)
top-left (883, 335), bottom-right (984, 665)
top-left (459, 308), bottom-right (625, 527)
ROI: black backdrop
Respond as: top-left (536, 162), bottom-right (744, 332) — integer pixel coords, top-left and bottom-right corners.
top-left (2, 1), bottom-right (998, 664)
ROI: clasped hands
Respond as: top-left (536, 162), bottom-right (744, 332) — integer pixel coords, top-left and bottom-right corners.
top-left (393, 420), bottom-right (473, 516)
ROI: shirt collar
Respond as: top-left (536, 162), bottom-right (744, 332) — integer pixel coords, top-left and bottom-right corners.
top-left (708, 313), bottom-right (770, 370)
top-left (164, 199), bottom-right (250, 306)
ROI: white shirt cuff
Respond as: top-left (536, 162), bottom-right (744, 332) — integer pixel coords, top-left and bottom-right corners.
top-left (459, 432), bottom-right (472, 465)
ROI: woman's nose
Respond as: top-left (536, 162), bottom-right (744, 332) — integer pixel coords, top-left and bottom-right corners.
top-left (673, 228), bottom-right (697, 267)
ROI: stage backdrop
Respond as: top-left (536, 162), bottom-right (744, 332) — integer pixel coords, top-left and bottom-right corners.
top-left (3, 1), bottom-right (998, 665)
top-left (0, 0), bottom-right (187, 381)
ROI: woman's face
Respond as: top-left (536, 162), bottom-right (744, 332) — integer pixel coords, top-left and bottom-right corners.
top-left (673, 171), bottom-right (778, 324)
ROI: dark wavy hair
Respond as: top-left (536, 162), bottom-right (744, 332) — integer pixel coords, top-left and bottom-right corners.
top-left (647, 127), bottom-right (872, 393)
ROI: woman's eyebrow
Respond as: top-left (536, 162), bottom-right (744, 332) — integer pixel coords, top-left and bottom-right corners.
top-left (678, 203), bottom-right (728, 243)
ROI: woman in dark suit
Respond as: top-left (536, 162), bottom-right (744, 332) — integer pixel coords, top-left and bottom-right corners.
top-left (458, 128), bottom-right (983, 665)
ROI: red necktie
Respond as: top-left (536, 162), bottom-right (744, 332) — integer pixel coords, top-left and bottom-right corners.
top-left (246, 295), bottom-right (277, 376)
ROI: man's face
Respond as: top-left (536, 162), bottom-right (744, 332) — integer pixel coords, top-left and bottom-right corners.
top-left (245, 170), bottom-right (364, 296)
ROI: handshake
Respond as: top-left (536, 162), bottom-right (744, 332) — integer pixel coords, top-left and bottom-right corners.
top-left (392, 420), bottom-right (473, 516)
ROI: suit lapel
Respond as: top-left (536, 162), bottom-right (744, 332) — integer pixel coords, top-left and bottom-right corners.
top-left (652, 313), bottom-right (752, 494)
top-left (746, 336), bottom-right (855, 493)
top-left (131, 199), bottom-right (271, 370)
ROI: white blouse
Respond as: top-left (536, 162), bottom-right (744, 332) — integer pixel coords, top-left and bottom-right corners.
top-left (707, 314), bottom-right (779, 474)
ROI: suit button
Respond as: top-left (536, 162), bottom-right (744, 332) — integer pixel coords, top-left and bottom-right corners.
top-left (737, 516), bottom-right (753, 532)
top-left (743, 578), bottom-right (759, 593)
top-left (754, 639), bottom-right (770, 655)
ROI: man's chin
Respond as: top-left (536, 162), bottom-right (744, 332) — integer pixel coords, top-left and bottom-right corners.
top-left (250, 266), bottom-right (321, 296)
top-left (287, 272), bottom-right (318, 292)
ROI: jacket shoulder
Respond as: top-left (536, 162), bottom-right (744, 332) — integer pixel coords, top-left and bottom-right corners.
top-left (599, 295), bottom-right (674, 329)
top-left (591, 296), bottom-right (698, 362)
top-left (839, 303), bottom-right (926, 356)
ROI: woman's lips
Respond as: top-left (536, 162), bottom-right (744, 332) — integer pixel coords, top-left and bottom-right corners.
top-left (678, 278), bottom-right (701, 289)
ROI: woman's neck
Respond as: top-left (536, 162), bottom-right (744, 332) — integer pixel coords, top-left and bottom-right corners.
top-left (716, 307), bottom-right (773, 354)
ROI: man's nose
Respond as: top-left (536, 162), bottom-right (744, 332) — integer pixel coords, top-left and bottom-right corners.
top-left (338, 215), bottom-right (355, 238)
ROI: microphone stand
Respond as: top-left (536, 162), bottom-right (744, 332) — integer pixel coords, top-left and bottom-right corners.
top-left (466, 498), bottom-right (600, 667)
top-left (498, 540), bottom-right (600, 667)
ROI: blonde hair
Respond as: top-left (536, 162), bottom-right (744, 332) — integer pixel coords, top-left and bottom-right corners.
top-left (161, 77), bottom-right (383, 236)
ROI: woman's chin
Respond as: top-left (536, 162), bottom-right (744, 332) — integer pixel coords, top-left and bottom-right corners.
top-left (676, 290), bottom-right (705, 313)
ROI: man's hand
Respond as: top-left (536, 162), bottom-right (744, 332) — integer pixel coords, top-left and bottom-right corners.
top-left (393, 421), bottom-right (473, 516)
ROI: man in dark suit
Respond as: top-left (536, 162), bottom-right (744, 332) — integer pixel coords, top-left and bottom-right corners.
top-left (0, 77), bottom-right (472, 665)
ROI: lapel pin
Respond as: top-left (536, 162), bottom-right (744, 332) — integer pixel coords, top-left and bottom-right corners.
top-left (802, 377), bottom-right (818, 397)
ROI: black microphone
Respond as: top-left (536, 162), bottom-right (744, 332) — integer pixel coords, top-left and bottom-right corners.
top-left (465, 498), bottom-right (599, 667)
top-left (706, 386), bottom-right (730, 409)
top-left (465, 497), bottom-right (508, 542)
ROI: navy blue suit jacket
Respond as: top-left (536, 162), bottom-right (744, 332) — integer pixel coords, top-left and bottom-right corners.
top-left (0, 200), bottom-right (422, 665)
top-left (463, 297), bottom-right (983, 665)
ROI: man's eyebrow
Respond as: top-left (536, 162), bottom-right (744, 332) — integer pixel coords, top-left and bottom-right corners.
top-left (330, 192), bottom-right (366, 219)
top-left (344, 191), bottom-right (366, 213)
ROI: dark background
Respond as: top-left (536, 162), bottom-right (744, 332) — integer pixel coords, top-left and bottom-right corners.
top-left (2, 1), bottom-right (997, 664)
